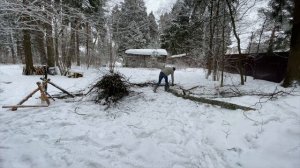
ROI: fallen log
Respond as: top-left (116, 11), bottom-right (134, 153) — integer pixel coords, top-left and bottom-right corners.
top-left (48, 80), bottom-right (75, 98)
top-left (130, 82), bottom-right (155, 87)
top-left (3, 105), bottom-right (49, 108)
top-left (51, 92), bottom-right (84, 99)
top-left (168, 88), bottom-right (255, 111)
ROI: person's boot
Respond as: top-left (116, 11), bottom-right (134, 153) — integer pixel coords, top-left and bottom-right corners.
top-left (164, 85), bottom-right (169, 91)
top-left (153, 85), bottom-right (158, 92)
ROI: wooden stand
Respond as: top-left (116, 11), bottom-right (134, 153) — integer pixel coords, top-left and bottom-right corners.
top-left (2, 77), bottom-right (75, 111)
top-left (2, 80), bottom-right (50, 111)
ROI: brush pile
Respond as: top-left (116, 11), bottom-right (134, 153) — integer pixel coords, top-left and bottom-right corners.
top-left (93, 73), bottom-right (129, 104)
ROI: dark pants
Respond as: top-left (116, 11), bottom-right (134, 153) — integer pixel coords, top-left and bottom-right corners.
top-left (157, 72), bottom-right (169, 91)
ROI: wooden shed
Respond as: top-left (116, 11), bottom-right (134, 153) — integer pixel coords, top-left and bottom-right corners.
top-left (124, 49), bottom-right (168, 68)
top-left (225, 52), bottom-right (289, 83)
top-left (253, 52), bottom-right (288, 82)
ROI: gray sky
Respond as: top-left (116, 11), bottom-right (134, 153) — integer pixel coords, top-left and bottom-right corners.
top-left (144, 0), bottom-right (177, 16)
top-left (108, 0), bottom-right (176, 18)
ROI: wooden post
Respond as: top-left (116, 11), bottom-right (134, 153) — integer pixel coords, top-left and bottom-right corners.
top-left (43, 65), bottom-right (48, 91)
top-left (37, 82), bottom-right (50, 105)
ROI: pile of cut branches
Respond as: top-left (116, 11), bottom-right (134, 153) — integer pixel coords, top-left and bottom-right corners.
top-left (93, 73), bottom-right (129, 104)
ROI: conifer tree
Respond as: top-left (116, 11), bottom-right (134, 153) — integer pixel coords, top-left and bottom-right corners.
top-left (161, 0), bottom-right (191, 55)
top-left (113, 0), bottom-right (150, 54)
top-left (263, 0), bottom-right (294, 52)
top-left (148, 12), bottom-right (159, 48)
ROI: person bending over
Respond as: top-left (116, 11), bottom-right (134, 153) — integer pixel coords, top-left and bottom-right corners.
top-left (153, 67), bottom-right (176, 92)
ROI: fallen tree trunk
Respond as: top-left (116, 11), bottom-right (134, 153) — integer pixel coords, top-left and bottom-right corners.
top-left (130, 82), bottom-right (155, 87)
top-left (48, 80), bottom-right (75, 98)
top-left (168, 88), bottom-right (255, 111)
top-left (51, 92), bottom-right (84, 99)
top-left (3, 105), bottom-right (49, 108)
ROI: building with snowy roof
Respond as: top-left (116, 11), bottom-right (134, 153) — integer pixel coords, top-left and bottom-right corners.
top-left (124, 49), bottom-right (168, 68)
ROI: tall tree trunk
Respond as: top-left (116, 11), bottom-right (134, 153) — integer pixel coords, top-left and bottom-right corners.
top-left (86, 23), bottom-right (91, 68)
top-left (221, 0), bottom-right (226, 87)
top-left (0, 48), bottom-right (3, 63)
top-left (92, 36), bottom-right (99, 66)
top-left (54, 20), bottom-right (59, 66)
top-left (282, 0), bottom-right (300, 87)
top-left (206, 0), bottom-right (214, 78)
top-left (248, 32), bottom-right (254, 53)
top-left (22, 0), bottom-right (34, 75)
top-left (36, 30), bottom-right (47, 65)
top-left (109, 41), bottom-right (114, 73)
top-left (17, 36), bottom-right (24, 64)
top-left (23, 29), bottom-right (34, 75)
top-left (76, 30), bottom-right (80, 66)
top-left (46, 23), bottom-right (55, 67)
top-left (225, 0), bottom-right (244, 85)
top-left (267, 24), bottom-right (277, 54)
top-left (213, 0), bottom-right (221, 81)
top-left (54, 0), bottom-right (62, 70)
top-left (9, 30), bottom-right (16, 64)
top-left (67, 21), bottom-right (76, 68)
top-left (62, 29), bottom-right (67, 67)
top-left (35, 1), bottom-right (47, 65)
top-left (256, 18), bottom-right (267, 53)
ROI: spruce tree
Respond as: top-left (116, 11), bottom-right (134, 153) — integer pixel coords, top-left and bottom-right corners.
top-left (114, 0), bottom-right (150, 53)
top-left (148, 12), bottom-right (159, 48)
top-left (263, 0), bottom-right (294, 52)
top-left (161, 0), bottom-right (191, 55)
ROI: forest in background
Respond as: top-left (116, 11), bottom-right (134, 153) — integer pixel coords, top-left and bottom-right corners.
top-left (0, 0), bottom-right (298, 86)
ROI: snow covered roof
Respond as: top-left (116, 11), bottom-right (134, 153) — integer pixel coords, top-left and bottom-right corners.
top-left (125, 49), bottom-right (168, 56)
top-left (168, 53), bottom-right (187, 58)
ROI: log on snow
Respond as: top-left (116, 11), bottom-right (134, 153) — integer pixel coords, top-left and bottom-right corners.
top-left (48, 80), bottom-right (75, 98)
top-left (168, 88), bottom-right (255, 111)
top-left (3, 105), bottom-right (49, 108)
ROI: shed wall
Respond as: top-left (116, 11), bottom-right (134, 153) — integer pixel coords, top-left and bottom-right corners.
top-left (124, 54), bottom-right (166, 68)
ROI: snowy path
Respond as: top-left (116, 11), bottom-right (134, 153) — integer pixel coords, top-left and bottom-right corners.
top-left (1, 65), bottom-right (300, 168)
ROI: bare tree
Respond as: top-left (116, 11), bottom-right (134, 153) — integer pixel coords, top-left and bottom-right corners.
top-left (225, 0), bottom-right (245, 85)
top-left (0, 0), bottom-right (108, 73)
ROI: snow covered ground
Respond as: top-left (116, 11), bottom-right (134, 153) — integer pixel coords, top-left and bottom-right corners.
top-left (0, 64), bottom-right (299, 168)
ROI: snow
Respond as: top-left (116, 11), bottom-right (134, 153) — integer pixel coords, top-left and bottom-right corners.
top-left (169, 53), bottom-right (187, 58)
top-left (0, 64), bottom-right (300, 168)
top-left (125, 49), bottom-right (168, 56)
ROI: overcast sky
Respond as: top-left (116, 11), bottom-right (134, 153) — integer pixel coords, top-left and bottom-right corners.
top-left (108, 0), bottom-right (177, 19)
top-left (144, 0), bottom-right (177, 16)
